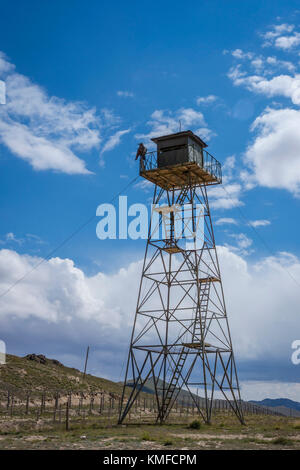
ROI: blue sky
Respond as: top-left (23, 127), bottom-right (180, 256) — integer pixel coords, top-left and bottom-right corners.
top-left (0, 0), bottom-right (300, 401)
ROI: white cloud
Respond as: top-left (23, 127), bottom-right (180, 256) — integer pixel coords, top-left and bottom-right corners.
top-left (206, 156), bottom-right (244, 210)
top-left (0, 232), bottom-right (44, 246)
top-left (0, 51), bottom-right (119, 174)
top-left (262, 24), bottom-right (300, 50)
top-left (232, 49), bottom-right (254, 60)
top-left (117, 90), bottom-right (134, 98)
top-left (196, 95), bottom-right (218, 105)
top-left (208, 183), bottom-right (243, 210)
top-left (136, 108), bottom-right (213, 145)
top-left (101, 128), bottom-right (131, 154)
top-left (0, 51), bottom-right (14, 74)
top-left (0, 249), bottom-right (141, 326)
top-left (248, 219), bottom-right (271, 227)
top-left (215, 218), bottom-right (238, 226)
top-left (0, 246), bottom-right (299, 392)
top-left (275, 32), bottom-right (300, 50)
top-left (228, 66), bottom-right (300, 106)
top-left (241, 380), bottom-right (300, 401)
top-left (226, 233), bottom-right (253, 256)
top-left (264, 23), bottom-right (295, 39)
top-left (245, 107), bottom-right (300, 195)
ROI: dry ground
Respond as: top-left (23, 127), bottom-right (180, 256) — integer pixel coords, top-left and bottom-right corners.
top-left (0, 411), bottom-right (299, 450)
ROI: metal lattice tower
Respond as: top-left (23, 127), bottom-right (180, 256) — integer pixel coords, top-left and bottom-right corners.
top-left (119, 131), bottom-right (244, 424)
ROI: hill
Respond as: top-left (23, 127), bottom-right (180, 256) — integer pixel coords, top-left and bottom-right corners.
top-left (0, 353), bottom-right (124, 398)
top-left (250, 398), bottom-right (300, 417)
top-left (251, 398), bottom-right (300, 412)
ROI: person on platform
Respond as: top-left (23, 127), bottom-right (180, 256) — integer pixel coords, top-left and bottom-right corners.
top-left (135, 143), bottom-right (147, 170)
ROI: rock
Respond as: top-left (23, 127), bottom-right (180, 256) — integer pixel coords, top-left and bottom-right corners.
top-left (24, 354), bottom-right (63, 367)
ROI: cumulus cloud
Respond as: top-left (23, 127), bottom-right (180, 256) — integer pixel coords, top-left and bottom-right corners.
top-left (136, 108), bottom-right (213, 145)
top-left (229, 66), bottom-right (300, 106)
top-left (232, 49), bottom-right (254, 60)
top-left (0, 249), bottom-right (141, 326)
top-left (0, 247), bottom-right (299, 395)
top-left (262, 23), bottom-right (300, 50)
top-left (206, 156), bottom-right (244, 210)
top-left (245, 107), bottom-right (300, 195)
top-left (0, 51), bottom-right (119, 174)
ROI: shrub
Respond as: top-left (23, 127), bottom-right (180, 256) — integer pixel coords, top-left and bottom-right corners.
top-left (164, 439), bottom-right (173, 446)
top-left (272, 437), bottom-right (293, 446)
top-left (188, 419), bottom-right (201, 430)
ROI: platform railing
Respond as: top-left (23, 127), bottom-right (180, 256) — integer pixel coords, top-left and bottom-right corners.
top-left (140, 144), bottom-right (222, 184)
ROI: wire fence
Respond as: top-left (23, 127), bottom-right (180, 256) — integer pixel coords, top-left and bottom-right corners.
top-left (0, 388), bottom-right (286, 431)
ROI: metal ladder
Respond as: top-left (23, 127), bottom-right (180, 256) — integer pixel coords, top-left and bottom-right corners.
top-left (158, 347), bottom-right (188, 421)
top-left (192, 278), bottom-right (211, 343)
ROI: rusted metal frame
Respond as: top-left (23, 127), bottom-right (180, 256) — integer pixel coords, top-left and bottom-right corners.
top-left (156, 283), bottom-right (167, 314)
top-left (132, 309), bottom-right (160, 345)
top-left (157, 348), bottom-right (188, 422)
top-left (133, 279), bottom-right (192, 345)
top-left (133, 307), bottom-right (165, 346)
top-left (119, 231), bottom-right (153, 418)
top-left (215, 352), bottom-right (244, 423)
top-left (162, 252), bottom-right (172, 414)
top-left (191, 230), bottom-right (210, 423)
top-left (203, 321), bottom-right (231, 349)
top-left (205, 248), bottom-right (222, 283)
top-left (133, 269), bottom-right (172, 344)
top-left (210, 279), bottom-right (226, 313)
top-left (151, 317), bottom-right (164, 348)
top-left (203, 209), bottom-right (214, 245)
top-left (139, 305), bottom-right (197, 315)
top-left (207, 351), bottom-right (218, 422)
top-left (149, 352), bottom-right (162, 416)
top-left (119, 351), bottom-right (162, 423)
top-left (165, 352), bottom-right (206, 422)
top-left (199, 282), bottom-right (211, 342)
top-left (171, 275), bottom-right (201, 307)
top-left (218, 352), bottom-right (242, 406)
top-left (143, 248), bottom-right (162, 275)
top-left (175, 186), bottom-right (190, 206)
top-left (119, 350), bottom-right (150, 422)
top-left (211, 315), bottom-right (232, 349)
top-left (203, 286), bottom-right (225, 317)
top-left (138, 279), bottom-right (161, 311)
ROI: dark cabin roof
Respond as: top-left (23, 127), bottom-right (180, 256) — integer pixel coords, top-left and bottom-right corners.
top-left (151, 130), bottom-right (208, 148)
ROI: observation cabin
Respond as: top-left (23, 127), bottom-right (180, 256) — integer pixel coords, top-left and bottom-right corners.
top-left (140, 130), bottom-right (222, 190)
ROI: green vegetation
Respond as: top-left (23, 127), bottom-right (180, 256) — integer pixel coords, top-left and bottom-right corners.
top-left (0, 354), bottom-right (124, 397)
top-left (188, 419), bottom-right (201, 430)
top-left (0, 354), bottom-right (299, 450)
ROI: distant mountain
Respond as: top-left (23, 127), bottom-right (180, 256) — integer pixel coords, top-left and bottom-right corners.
top-left (250, 398), bottom-right (300, 412)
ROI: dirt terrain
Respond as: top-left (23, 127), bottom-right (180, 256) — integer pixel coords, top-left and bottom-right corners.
top-left (0, 412), bottom-right (299, 450)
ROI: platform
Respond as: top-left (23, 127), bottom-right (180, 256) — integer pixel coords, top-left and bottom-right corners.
top-left (140, 147), bottom-right (222, 190)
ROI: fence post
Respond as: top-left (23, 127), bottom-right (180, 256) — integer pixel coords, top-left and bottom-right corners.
top-left (26, 392), bottom-right (30, 415)
top-left (66, 402), bottom-right (69, 431)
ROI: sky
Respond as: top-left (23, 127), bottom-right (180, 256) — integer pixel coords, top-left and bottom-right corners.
top-left (0, 0), bottom-right (300, 401)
